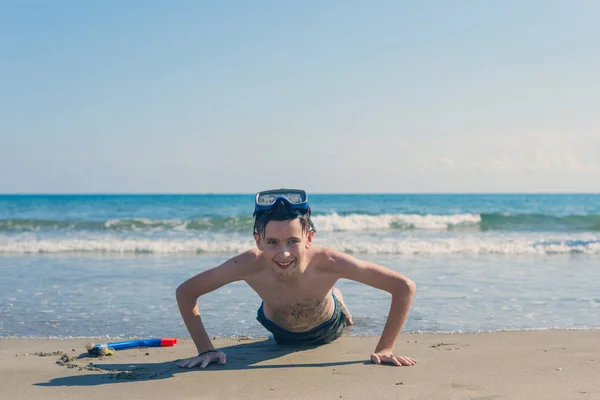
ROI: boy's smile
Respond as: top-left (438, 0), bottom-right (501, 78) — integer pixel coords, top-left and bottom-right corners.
top-left (254, 219), bottom-right (313, 278)
top-left (274, 260), bottom-right (294, 269)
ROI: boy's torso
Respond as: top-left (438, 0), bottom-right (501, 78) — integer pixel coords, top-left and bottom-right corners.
top-left (244, 246), bottom-right (340, 332)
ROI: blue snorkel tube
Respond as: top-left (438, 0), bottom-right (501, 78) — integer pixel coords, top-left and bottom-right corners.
top-left (86, 338), bottom-right (177, 356)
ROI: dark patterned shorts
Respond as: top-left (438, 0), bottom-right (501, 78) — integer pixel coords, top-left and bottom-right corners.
top-left (256, 293), bottom-right (347, 345)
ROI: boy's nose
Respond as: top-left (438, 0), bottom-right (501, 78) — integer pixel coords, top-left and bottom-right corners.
top-left (279, 249), bottom-right (291, 258)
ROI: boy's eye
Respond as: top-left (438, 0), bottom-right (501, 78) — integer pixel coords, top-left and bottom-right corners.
top-left (288, 239), bottom-right (299, 244)
top-left (267, 241), bottom-right (277, 245)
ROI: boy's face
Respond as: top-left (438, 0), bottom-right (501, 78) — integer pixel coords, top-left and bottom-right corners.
top-left (254, 218), bottom-right (314, 278)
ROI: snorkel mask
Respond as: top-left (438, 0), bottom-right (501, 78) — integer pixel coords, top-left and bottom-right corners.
top-left (253, 188), bottom-right (316, 233)
top-left (255, 189), bottom-right (309, 212)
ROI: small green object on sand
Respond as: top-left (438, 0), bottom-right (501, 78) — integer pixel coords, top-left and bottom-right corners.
top-left (85, 343), bottom-right (115, 357)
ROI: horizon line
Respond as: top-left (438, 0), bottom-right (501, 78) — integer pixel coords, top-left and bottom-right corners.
top-left (1, 192), bottom-right (599, 196)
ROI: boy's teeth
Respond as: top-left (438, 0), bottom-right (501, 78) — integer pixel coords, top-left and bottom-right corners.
top-left (277, 261), bottom-right (292, 266)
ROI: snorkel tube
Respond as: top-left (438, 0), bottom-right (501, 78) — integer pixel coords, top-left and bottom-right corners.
top-left (86, 338), bottom-right (177, 356)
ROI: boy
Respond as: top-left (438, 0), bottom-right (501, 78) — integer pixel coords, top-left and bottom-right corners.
top-left (176, 189), bottom-right (417, 368)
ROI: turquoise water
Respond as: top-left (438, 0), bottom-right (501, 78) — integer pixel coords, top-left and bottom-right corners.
top-left (1, 194), bottom-right (599, 338)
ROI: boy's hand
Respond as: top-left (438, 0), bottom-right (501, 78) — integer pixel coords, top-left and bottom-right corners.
top-left (371, 349), bottom-right (417, 366)
top-left (177, 350), bottom-right (226, 369)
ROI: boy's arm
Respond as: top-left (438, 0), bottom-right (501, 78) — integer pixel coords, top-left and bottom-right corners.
top-left (176, 251), bottom-right (257, 354)
top-left (323, 249), bottom-right (416, 364)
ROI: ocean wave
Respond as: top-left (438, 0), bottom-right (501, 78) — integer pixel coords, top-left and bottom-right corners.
top-left (480, 213), bottom-right (600, 231)
top-left (1, 212), bottom-right (599, 233)
top-left (325, 237), bottom-right (600, 255)
top-left (0, 213), bottom-right (481, 233)
top-left (0, 237), bottom-right (256, 254)
top-left (314, 212), bottom-right (600, 232)
top-left (1, 235), bottom-right (599, 255)
top-left (313, 213), bottom-right (481, 231)
top-left (0, 217), bottom-right (255, 232)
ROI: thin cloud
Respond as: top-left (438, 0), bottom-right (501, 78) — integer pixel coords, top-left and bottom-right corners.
top-left (438, 157), bottom-right (456, 168)
top-left (527, 152), bottom-right (597, 173)
top-left (438, 152), bottom-right (596, 173)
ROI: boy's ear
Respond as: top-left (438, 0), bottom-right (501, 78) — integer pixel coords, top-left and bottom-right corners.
top-left (305, 230), bottom-right (314, 249)
top-left (253, 232), bottom-right (264, 251)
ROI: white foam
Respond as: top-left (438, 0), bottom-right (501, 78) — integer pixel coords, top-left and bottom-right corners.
top-left (321, 235), bottom-right (600, 255)
top-left (0, 236), bottom-right (255, 254)
top-left (1, 234), bottom-right (599, 255)
top-left (104, 218), bottom-right (188, 231)
top-left (312, 213), bottom-right (481, 231)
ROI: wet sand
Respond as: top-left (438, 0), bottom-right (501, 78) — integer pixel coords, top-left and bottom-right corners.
top-left (1, 330), bottom-right (599, 400)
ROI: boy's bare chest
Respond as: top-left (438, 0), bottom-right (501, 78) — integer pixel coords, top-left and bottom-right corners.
top-left (256, 282), bottom-right (330, 310)
top-left (268, 294), bottom-right (328, 318)
top-left (247, 272), bottom-right (337, 331)
top-left (261, 292), bottom-right (334, 332)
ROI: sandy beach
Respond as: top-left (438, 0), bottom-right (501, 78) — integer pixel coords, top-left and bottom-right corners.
top-left (1, 330), bottom-right (598, 400)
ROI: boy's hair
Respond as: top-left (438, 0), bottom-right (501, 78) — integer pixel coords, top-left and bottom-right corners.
top-left (253, 199), bottom-right (314, 237)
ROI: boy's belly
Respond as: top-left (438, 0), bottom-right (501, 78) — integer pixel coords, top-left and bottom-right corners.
top-left (262, 294), bottom-right (335, 332)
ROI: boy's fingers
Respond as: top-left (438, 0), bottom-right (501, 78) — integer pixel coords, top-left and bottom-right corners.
top-left (390, 356), bottom-right (402, 366)
top-left (397, 356), bottom-right (416, 366)
top-left (370, 352), bottom-right (417, 366)
top-left (185, 359), bottom-right (197, 368)
top-left (186, 356), bottom-right (205, 368)
top-left (200, 357), bottom-right (210, 368)
top-left (177, 352), bottom-right (226, 369)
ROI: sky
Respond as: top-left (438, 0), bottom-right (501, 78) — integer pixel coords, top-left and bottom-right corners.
top-left (1, 0), bottom-right (599, 193)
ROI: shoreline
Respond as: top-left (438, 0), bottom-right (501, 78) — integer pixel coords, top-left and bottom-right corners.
top-left (2, 330), bottom-right (599, 400)
top-left (3, 326), bottom-right (600, 340)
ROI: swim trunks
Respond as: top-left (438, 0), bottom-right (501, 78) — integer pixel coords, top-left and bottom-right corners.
top-left (256, 292), bottom-right (347, 345)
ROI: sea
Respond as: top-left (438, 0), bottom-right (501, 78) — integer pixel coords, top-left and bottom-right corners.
top-left (1, 194), bottom-right (599, 339)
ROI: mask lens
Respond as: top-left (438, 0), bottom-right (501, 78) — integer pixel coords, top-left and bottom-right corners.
top-left (282, 192), bottom-right (304, 204)
top-left (257, 194), bottom-right (277, 206)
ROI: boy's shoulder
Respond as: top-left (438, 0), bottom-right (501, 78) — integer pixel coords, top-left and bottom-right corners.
top-left (310, 244), bottom-right (335, 259)
top-left (312, 244), bottom-right (354, 258)
top-left (310, 245), bottom-right (357, 270)
top-left (231, 248), bottom-right (262, 267)
top-left (210, 248), bottom-right (268, 283)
